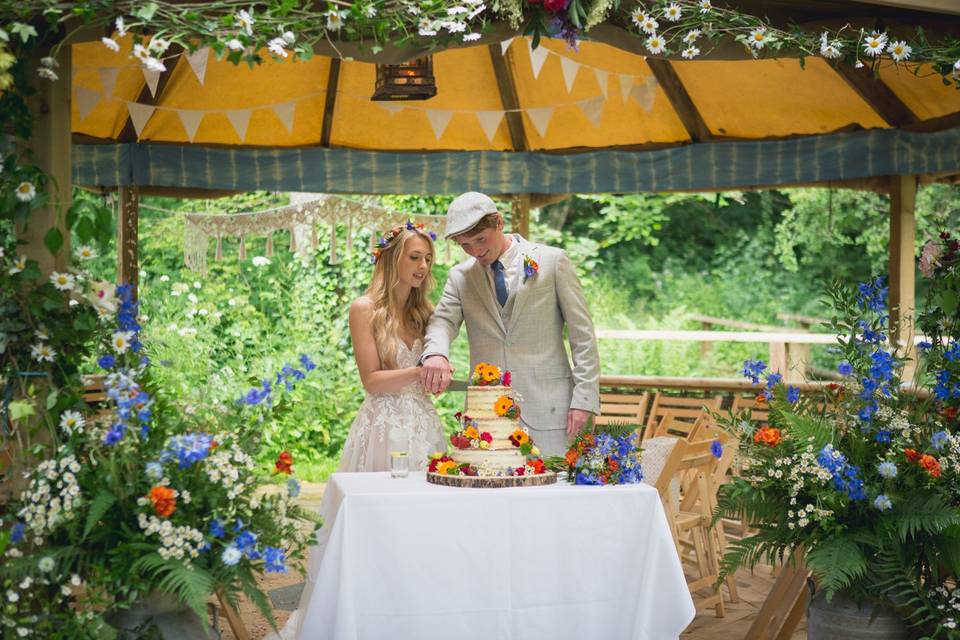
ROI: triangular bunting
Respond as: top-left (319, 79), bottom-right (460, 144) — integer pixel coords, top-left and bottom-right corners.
top-left (500, 37), bottom-right (515, 56)
top-left (125, 102), bottom-right (156, 138)
top-left (631, 76), bottom-right (657, 112)
top-left (186, 47), bottom-right (210, 85)
top-left (273, 102), bottom-right (296, 133)
top-left (475, 110), bottom-right (505, 143)
top-left (618, 74), bottom-right (633, 101)
top-left (593, 68), bottom-right (609, 99)
top-left (525, 106), bottom-right (553, 138)
top-left (99, 67), bottom-right (119, 97)
top-left (177, 109), bottom-right (204, 142)
top-left (528, 40), bottom-right (550, 80)
top-left (142, 67), bottom-right (162, 97)
top-left (377, 102), bottom-right (404, 115)
top-left (559, 57), bottom-right (580, 93)
top-left (225, 109), bottom-right (252, 141)
top-left (577, 97), bottom-right (604, 127)
top-left (76, 86), bottom-right (100, 121)
top-left (425, 109), bottom-right (454, 140)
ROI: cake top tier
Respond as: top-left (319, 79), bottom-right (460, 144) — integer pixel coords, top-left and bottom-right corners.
top-left (470, 362), bottom-right (511, 387)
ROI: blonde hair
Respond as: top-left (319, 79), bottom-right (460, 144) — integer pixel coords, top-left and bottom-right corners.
top-left (366, 227), bottom-right (436, 368)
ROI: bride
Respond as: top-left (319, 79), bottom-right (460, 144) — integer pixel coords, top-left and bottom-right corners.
top-left (337, 221), bottom-right (447, 472)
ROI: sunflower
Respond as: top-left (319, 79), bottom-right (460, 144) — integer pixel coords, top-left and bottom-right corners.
top-left (494, 396), bottom-right (514, 417)
top-left (463, 426), bottom-right (480, 440)
top-left (482, 365), bottom-right (501, 383)
top-left (436, 460), bottom-right (458, 475)
top-left (509, 428), bottom-right (529, 447)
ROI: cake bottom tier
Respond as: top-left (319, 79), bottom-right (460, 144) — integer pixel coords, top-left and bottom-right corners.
top-left (451, 447), bottom-right (526, 473)
top-left (427, 471), bottom-right (557, 488)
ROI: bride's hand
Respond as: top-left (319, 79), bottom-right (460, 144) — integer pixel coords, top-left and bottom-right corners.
top-left (420, 355), bottom-right (452, 394)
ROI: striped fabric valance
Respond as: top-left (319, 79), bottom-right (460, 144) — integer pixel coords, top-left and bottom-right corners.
top-left (73, 127), bottom-right (960, 194)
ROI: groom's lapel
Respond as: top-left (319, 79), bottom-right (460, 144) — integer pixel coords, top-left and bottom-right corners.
top-left (468, 260), bottom-right (505, 333)
top-left (506, 237), bottom-right (538, 336)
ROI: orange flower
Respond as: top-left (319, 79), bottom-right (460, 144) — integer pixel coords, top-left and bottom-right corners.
top-left (149, 486), bottom-right (177, 518)
top-left (275, 451), bottom-right (294, 475)
top-left (565, 449), bottom-right (579, 466)
top-left (463, 426), bottom-right (480, 440)
top-left (482, 365), bottom-right (501, 383)
top-left (509, 428), bottom-right (529, 447)
top-left (495, 396), bottom-right (515, 417)
top-left (754, 394), bottom-right (767, 405)
top-left (608, 458), bottom-right (620, 472)
top-left (436, 460), bottom-right (457, 475)
top-left (753, 425), bottom-right (781, 447)
top-left (904, 448), bottom-right (921, 463)
top-left (919, 454), bottom-right (942, 478)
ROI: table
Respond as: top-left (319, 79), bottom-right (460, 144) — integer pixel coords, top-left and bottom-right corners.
top-left (294, 472), bottom-right (695, 640)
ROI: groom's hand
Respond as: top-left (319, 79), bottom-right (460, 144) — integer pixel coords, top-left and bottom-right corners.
top-left (567, 408), bottom-right (591, 438)
top-left (421, 355), bottom-right (453, 395)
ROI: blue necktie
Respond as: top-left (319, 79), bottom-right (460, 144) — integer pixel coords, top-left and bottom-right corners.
top-left (492, 260), bottom-right (508, 307)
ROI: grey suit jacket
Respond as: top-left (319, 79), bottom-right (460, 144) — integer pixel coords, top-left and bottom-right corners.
top-left (423, 236), bottom-right (600, 431)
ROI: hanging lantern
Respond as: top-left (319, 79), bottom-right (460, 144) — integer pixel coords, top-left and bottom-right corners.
top-left (371, 56), bottom-right (437, 101)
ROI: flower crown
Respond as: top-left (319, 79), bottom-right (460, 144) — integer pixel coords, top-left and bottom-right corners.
top-left (371, 220), bottom-right (437, 263)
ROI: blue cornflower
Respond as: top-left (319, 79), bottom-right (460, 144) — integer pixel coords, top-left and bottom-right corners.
top-left (159, 433), bottom-right (215, 469)
top-left (235, 529), bottom-right (258, 553)
top-left (741, 359), bottom-right (767, 384)
top-left (917, 341), bottom-right (932, 351)
top-left (103, 423), bottom-right (126, 446)
top-left (765, 373), bottom-right (783, 388)
top-left (10, 522), bottom-right (25, 544)
top-left (934, 370), bottom-right (951, 400)
top-left (931, 431), bottom-right (949, 450)
top-left (264, 546), bottom-right (288, 573)
top-left (139, 424), bottom-right (150, 440)
top-left (838, 361), bottom-right (854, 376)
top-left (877, 461), bottom-right (898, 479)
top-left (287, 478), bottom-right (301, 498)
top-left (98, 354), bottom-right (116, 370)
top-left (209, 519), bottom-right (225, 539)
top-left (242, 388), bottom-right (262, 405)
top-left (575, 471), bottom-right (603, 485)
top-left (299, 354), bottom-right (316, 371)
top-left (858, 401), bottom-right (878, 422)
top-left (946, 343), bottom-right (960, 363)
top-left (874, 430), bottom-right (892, 444)
top-left (137, 408), bottom-right (152, 422)
top-left (786, 386), bottom-right (800, 404)
top-left (710, 440), bottom-right (723, 459)
top-left (873, 494), bottom-right (892, 511)
top-left (870, 350), bottom-right (895, 382)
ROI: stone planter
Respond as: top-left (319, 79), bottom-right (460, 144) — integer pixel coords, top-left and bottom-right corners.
top-left (808, 590), bottom-right (909, 640)
top-left (106, 591), bottom-right (219, 640)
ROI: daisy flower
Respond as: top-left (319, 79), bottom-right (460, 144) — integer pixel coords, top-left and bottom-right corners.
top-left (49, 271), bottom-right (75, 291)
top-left (640, 15), bottom-right (659, 35)
top-left (111, 331), bottom-right (135, 354)
top-left (862, 32), bottom-right (887, 57)
top-left (699, 0), bottom-right (712, 12)
top-left (236, 9), bottom-right (255, 35)
top-left (819, 33), bottom-right (842, 59)
top-left (59, 410), bottom-right (85, 436)
top-left (748, 27), bottom-right (768, 49)
top-left (663, 3), bottom-right (682, 22)
top-left (684, 29), bottom-right (701, 44)
top-left (35, 328), bottom-right (49, 341)
top-left (143, 57), bottom-right (166, 73)
top-left (682, 46), bottom-right (700, 59)
top-left (226, 39), bottom-right (244, 52)
top-left (132, 43), bottom-right (150, 62)
top-left (267, 38), bottom-right (288, 58)
top-left (645, 35), bottom-right (666, 55)
top-left (101, 37), bottom-right (120, 52)
top-left (630, 7), bottom-right (645, 28)
top-left (76, 245), bottom-right (97, 260)
top-left (887, 40), bottom-right (911, 62)
top-left (115, 16), bottom-right (127, 37)
top-left (326, 10), bottom-right (345, 31)
top-left (9, 255), bottom-right (26, 274)
top-left (364, 4), bottom-right (378, 18)
top-left (281, 31), bottom-right (296, 45)
top-left (149, 38), bottom-right (171, 55)
top-left (15, 181), bottom-right (36, 202)
top-left (30, 343), bottom-right (56, 363)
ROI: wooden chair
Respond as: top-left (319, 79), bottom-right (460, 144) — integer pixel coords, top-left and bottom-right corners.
top-left (595, 391), bottom-right (649, 439)
top-left (654, 438), bottom-right (726, 618)
top-left (647, 409), bottom-right (716, 442)
top-left (643, 393), bottom-right (723, 442)
top-left (729, 394), bottom-right (770, 425)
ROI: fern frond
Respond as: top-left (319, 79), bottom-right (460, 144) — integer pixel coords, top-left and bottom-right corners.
top-left (236, 564), bottom-right (276, 629)
top-left (889, 494), bottom-right (960, 540)
top-left (83, 490), bottom-right (117, 540)
top-left (805, 537), bottom-right (867, 597)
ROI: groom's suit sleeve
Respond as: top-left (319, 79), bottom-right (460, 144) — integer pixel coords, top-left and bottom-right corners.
top-left (555, 251), bottom-right (601, 415)
top-left (422, 269), bottom-right (464, 361)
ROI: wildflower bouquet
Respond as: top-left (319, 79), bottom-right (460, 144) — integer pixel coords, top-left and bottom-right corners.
top-left (716, 274), bottom-right (960, 636)
top-left (0, 252), bottom-right (319, 638)
top-left (551, 423), bottom-right (644, 485)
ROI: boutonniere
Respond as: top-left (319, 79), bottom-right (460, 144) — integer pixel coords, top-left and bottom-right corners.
top-left (522, 255), bottom-right (539, 282)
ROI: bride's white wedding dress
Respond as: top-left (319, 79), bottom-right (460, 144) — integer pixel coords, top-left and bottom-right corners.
top-left (337, 338), bottom-right (446, 472)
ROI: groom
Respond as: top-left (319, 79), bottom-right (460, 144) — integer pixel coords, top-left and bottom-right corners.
top-left (420, 192), bottom-right (600, 458)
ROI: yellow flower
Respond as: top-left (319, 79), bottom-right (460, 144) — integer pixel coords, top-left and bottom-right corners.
top-left (463, 426), bottom-right (480, 440)
top-left (482, 365), bottom-right (500, 383)
top-left (495, 396), bottom-right (514, 417)
top-left (479, 441), bottom-right (490, 450)
top-left (436, 460), bottom-right (457, 475)
top-left (509, 428), bottom-right (529, 446)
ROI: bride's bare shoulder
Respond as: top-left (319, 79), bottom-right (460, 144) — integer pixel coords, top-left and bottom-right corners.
top-left (350, 296), bottom-right (375, 317)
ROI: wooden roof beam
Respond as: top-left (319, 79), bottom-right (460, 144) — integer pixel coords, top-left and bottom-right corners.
top-left (833, 62), bottom-right (919, 127)
top-left (488, 43), bottom-right (528, 152)
top-left (320, 58), bottom-right (342, 147)
top-left (645, 58), bottom-right (711, 143)
top-left (118, 44), bottom-right (184, 142)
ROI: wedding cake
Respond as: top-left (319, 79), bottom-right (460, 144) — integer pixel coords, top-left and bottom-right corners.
top-left (427, 364), bottom-right (554, 487)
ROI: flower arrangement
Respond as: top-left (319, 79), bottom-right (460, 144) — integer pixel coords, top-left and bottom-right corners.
top-left (522, 255), bottom-right (539, 282)
top-left (471, 362), bottom-right (510, 386)
top-left (450, 412), bottom-right (493, 449)
top-left (371, 220), bottom-right (438, 263)
top-left (494, 395), bottom-right (521, 419)
top-left (0, 252), bottom-right (320, 637)
top-left (508, 427), bottom-right (533, 454)
top-left (551, 423), bottom-right (644, 485)
top-left (715, 271), bottom-right (960, 636)
top-left (428, 454), bottom-right (478, 476)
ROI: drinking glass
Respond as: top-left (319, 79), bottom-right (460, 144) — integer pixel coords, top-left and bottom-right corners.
top-left (389, 451), bottom-right (409, 478)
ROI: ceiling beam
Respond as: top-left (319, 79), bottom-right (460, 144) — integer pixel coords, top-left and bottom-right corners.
top-left (833, 62), bottom-right (919, 127)
top-left (644, 58), bottom-right (711, 143)
top-left (487, 43), bottom-right (527, 152)
top-left (320, 58), bottom-right (342, 147)
top-left (904, 109), bottom-right (960, 133)
top-left (118, 44), bottom-right (184, 142)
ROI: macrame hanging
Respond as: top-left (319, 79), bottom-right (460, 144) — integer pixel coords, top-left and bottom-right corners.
top-left (182, 194), bottom-right (446, 273)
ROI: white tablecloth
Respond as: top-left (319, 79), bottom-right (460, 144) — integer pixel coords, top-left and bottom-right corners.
top-left (295, 472), bottom-right (694, 640)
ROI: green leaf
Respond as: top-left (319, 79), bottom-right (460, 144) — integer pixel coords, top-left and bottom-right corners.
top-left (75, 216), bottom-right (95, 243)
top-left (44, 227), bottom-right (64, 255)
top-left (8, 400), bottom-right (35, 422)
top-left (132, 2), bottom-right (159, 21)
top-left (83, 491), bottom-right (116, 539)
top-left (806, 537), bottom-right (867, 596)
top-left (10, 22), bottom-right (38, 43)
top-left (45, 390), bottom-right (59, 410)
top-left (938, 289), bottom-right (958, 317)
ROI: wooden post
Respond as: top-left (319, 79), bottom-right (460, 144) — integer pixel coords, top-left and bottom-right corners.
top-left (511, 194), bottom-right (530, 238)
top-left (889, 175), bottom-right (917, 381)
top-left (18, 47), bottom-right (73, 275)
top-left (118, 186), bottom-right (140, 297)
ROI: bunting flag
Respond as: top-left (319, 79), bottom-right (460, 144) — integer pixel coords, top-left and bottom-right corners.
top-left (142, 67), bottom-right (162, 97)
top-left (426, 109), bottom-right (454, 140)
top-left (377, 102), bottom-right (404, 115)
top-left (76, 86), bottom-right (100, 121)
top-left (631, 76), bottom-right (658, 112)
top-left (526, 106), bottom-right (554, 137)
top-left (577, 96), bottom-right (605, 126)
top-left (99, 67), bottom-right (119, 98)
top-left (500, 37), bottom-right (515, 56)
top-left (618, 74), bottom-right (633, 101)
top-left (273, 102), bottom-right (296, 133)
top-left (475, 110), bottom-right (505, 143)
top-left (186, 47), bottom-right (210, 85)
top-left (177, 109), bottom-right (204, 142)
top-left (560, 56), bottom-right (580, 93)
top-left (528, 40), bottom-right (550, 79)
top-left (226, 109), bottom-right (253, 141)
top-left (593, 68), bottom-right (609, 99)
top-left (125, 102), bottom-right (156, 138)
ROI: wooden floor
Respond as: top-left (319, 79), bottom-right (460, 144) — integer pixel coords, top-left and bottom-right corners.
top-left (223, 483), bottom-right (808, 640)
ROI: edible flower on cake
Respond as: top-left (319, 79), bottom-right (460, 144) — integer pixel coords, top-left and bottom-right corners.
top-left (494, 396), bottom-right (520, 419)
top-left (471, 362), bottom-right (511, 386)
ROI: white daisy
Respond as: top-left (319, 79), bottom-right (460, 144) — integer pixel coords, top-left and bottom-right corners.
top-left (418, 19), bottom-right (438, 36)
top-left (38, 67), bottom-right (58, 81)
top-left (267, 38), bottom-right (288, 58)
top-left (862, 32), bottom-right (887, 57)
top-left (820, 33), bottom-right (842, 59)
top-left (748, 27), bottom-right (768, 49)
top-left (364, 4), bottom-right (378, 18)
top-left (681, 46), bottom-right (700, 59)
top-left (59, 410), bottom-right (85, 436)
top-left (887, 40), bottom-right (911, 62)
top-left (326, 10), bottom-right (344, 31)
top-left (76, 245), bottom-right (97, 260)
top-left (683, 29), bottom-right (701, 44)
top-left (226, 38), bottom-right (244, 52)
top-left (630, 7), bottom-right (645, 28)
top-left (281, 30), bottom-right (296, 45)
top-left (645, 35), bottom-right (666, 55)
top-left (111, 331), bottom-right (134, 354)
top-left (101, 37), bottom-right (120, 52)
top-left (132, 43), bottom-right (150, 62)
top-left (148, 38), bottom-right (171, 54)
top-left (699, 0), bottom-right (712, 12)
top-left (49, 271), bottom-right (75, 291)
top-left (467, 3), bottom-right (485, 19)
top-left (15, 181), bottom-right (35, 202)
top-left (663, 3), bottom-right (682, 22)
top-left (236, 9), bottom-right (255, 36)
top-left (143, 57), bottom-right (166, 73)
top-left (30, 343), bottom-right (56, 363)
top-left (35, 328), bottom-right (49, 341)
top-left (9, 255), bottom-right (26, 274)
top-left (463, 32), bottom-right (481, 42)
top-left (640, 15), bottom-right (659, 35)
top-left (115, 16), bottom-right (127, 37)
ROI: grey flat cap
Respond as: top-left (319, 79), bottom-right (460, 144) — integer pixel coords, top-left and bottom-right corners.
top-left (445, 192), bottom-right (498, 238)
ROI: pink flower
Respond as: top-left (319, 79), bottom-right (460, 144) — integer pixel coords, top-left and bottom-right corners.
top-left (920, 240), bottom-right (943, 277)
